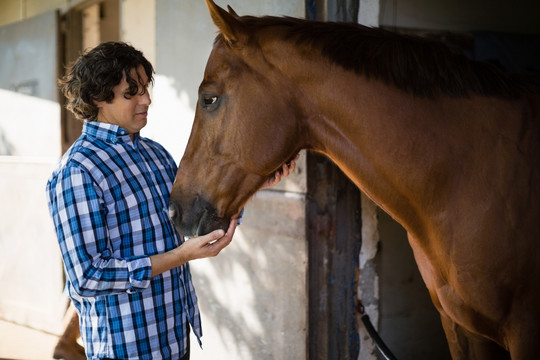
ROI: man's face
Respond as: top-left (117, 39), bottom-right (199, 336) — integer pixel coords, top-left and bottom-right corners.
top-left (95, 65), bottom-right (151, 138)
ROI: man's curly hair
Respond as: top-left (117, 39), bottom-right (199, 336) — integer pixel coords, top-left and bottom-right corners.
top-left (59, 41), bottom-right (154, 121)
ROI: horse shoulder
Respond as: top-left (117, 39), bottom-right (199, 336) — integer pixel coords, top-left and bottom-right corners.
top-left (406, 232), bottom-right (508, 344)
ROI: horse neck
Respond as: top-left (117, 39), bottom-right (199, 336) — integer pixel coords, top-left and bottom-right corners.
top-left (263, 39), bottom-right (529, 238)
top-left (279, 52), bottom-right (489, 235)
top-left (303, 73), bottom-right (437, 232)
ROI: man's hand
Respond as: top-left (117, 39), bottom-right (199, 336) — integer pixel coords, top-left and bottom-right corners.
top-left (262, 153), bottom-right (300, 189)
top-left (150, 219), bottom-right (237, 277)
top-left (178, 219), bottom-right (237, 260)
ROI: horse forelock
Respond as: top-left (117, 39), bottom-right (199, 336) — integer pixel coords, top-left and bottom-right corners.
top-left (229, 15), bottom-right (537, 99)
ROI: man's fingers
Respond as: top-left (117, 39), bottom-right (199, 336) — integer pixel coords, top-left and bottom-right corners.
top-left (225, 219), bottom-right (238, 237)
top-left (200, 229), bottom-right (225, 245)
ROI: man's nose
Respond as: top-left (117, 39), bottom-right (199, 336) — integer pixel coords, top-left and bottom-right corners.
top-left (139, 89), bottom-right (151, 106)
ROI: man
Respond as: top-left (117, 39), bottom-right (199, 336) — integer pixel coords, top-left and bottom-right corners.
top-left (47, 41), bottom-right (296, 359)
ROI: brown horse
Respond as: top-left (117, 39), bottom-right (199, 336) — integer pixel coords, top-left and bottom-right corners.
top-left (169, 1), bottom-right (540, 358)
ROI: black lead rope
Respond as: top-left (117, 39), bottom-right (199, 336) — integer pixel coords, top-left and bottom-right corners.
top-left (358, 301), bottom-right (399, 360)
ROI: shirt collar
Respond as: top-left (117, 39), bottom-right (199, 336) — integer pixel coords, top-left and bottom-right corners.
top-left (83, 121), bottom-right (139, 144)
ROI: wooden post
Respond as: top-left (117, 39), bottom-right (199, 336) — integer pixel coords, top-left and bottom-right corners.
top-left (306, 153), bottom-right (362, 360)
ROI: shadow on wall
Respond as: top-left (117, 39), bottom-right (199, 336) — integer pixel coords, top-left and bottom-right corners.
top-left (0, 88), bottom-right (61, 158)
top-left (0, 127), bottom-right (15, 155)
top-left (190, 191), bottom-right (307, 360)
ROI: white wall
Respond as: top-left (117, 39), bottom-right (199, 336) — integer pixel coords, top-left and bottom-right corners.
top-left (0, 157), bottom-right (65, 334)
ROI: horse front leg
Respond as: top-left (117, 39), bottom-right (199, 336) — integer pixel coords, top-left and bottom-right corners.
top-left (439, 313), bottom-right (509, 360)
top-left (505, 312), bottom-right (540, 360)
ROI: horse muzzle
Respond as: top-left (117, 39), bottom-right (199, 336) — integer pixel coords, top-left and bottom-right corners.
top-left (168, 197), bottom-right (230, 237)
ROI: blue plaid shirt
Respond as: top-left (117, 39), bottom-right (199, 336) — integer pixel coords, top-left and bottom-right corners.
top-left (46, 121), bottom-right (202, 359)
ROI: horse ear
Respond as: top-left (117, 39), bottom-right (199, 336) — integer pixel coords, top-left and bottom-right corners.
top-left (227, 5), bottom-right (240, 19)
top-left (206, 0), bottom-right (244, 45)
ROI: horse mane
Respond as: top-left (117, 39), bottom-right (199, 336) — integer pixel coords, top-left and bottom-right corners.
top-left (229, 15), bottom-right (538, 99)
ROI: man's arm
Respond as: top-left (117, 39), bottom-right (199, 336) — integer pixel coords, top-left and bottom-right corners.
top-left (48, 166), bottom-right (153, 296)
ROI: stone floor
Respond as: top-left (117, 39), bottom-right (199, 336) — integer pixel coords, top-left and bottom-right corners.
top-left (0, 319), bottom-right (59, 360)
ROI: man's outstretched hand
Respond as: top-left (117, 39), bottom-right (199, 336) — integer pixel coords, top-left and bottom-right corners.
top-left (151, 219), bottom-right (238, 277)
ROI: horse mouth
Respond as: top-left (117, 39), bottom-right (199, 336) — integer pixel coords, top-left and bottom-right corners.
top-left (169, 201), bottom-right (229, 237)
top-left (197, 208), bottom-right (230, 236)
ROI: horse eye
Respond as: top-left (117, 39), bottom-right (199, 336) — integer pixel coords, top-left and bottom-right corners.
top-left (202, 96), bottom-right (218, 106)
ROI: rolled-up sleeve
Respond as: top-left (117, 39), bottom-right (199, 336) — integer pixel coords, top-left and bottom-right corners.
top-left (47, 166), bottom-right (152, 297)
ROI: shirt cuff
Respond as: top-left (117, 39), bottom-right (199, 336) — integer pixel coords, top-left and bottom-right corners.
top-left (126, 257), bottom-right (152, 293)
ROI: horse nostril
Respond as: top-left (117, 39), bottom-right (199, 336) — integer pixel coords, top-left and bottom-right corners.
top-left (168, 203), bottom-right (179, 222)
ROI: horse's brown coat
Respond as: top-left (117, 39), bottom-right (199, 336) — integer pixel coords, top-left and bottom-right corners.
top-left (170, 1), bottom-right (540, 358)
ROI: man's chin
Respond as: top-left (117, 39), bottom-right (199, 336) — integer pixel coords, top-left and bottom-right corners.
top-left (133, 117), bottom-right (147, 130)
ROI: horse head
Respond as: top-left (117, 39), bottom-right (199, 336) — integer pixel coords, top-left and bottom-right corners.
top-left (169, 0), bottom-right (303, 236)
